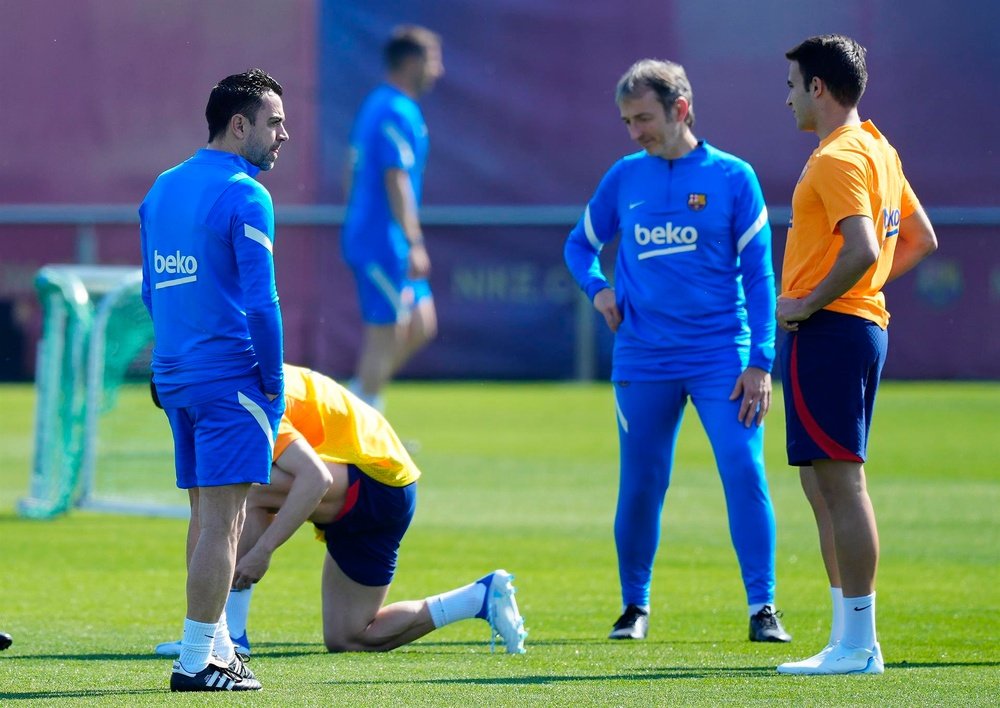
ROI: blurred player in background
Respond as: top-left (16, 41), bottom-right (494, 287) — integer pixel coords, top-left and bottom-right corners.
top-left (342, 26), bottom-right (444, 412)
top-left (776, 34), bottom-right (936, 675)
top-left (564, 59), bottom-right (791, 643)
top-left (154, 364), bottom-right (526, 656)
top-left (140, 68), bottom-right (288, 692)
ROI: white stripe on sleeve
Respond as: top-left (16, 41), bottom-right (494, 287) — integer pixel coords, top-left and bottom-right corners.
top-left (736, 206), bottom-right (768, 254)
top-left (583, 205), bottom-right (604, 251)
top-left (382, 122), bottom-right (415, 169)
top-left (244, 223), bottom-right (273, 252)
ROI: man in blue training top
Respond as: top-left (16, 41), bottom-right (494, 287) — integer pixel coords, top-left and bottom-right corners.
top-left (342, 25), bottom-right (444, 412)
top-left (564, 59), bottom-right (791, 644)
top-left (140, 68), bottom-right (288, 692)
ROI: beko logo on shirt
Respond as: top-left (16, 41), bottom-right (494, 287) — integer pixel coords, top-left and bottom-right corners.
top-left (882, 207), bottom-right (901, 238)
top-left (153, 249), bottom-right (198, 289)
top-left (633, 222), bottom-right (699, 260)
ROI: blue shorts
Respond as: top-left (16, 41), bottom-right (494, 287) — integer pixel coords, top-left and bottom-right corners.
top-left (350, 256), bottom-right (432, 325)
top-left (780, 309), bottom-right (888, 466)
top-left (164, 384), bottom-right (281, 489)
top-left (314, 465), bottom-right (417, 587)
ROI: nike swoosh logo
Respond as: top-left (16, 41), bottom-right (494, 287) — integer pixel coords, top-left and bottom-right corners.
top-left (628, 200), bottom-right (645, 209)
top-left (853, 604), bottom-right (872, 612)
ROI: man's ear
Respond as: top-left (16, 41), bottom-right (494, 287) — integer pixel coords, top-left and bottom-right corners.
top-left (229, 113), bottom-right (248, 140)
top-left (673, 96), bottom-right (691, 124)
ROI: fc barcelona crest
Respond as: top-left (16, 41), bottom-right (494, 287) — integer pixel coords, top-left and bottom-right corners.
top-left (687, 193), bottom-right (707, 211)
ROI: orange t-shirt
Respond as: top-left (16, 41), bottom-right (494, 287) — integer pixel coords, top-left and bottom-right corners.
top-left (273, 364), bottom-right (420, 487)
top-left (781, 120), bottom-right (920, 328)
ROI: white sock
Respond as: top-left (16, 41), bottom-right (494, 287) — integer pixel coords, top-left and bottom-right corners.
top-left (214, 611), bottom-right (236, 663)
top-left (841, 592), bottom-right (876, 649)
top-left (426, 580), bottom-right (488, 628)
top-left (829, 587), bottom-right (845, 646)
top-left (226, 587), bottom-right (254, 642)
top-left (179, 618), bottom-right (217, 673)
top-left (748, 602), bottom-right (773, 617)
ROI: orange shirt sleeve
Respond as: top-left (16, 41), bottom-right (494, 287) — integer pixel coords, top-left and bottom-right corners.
top-left (900, 177), bottom-right (919, 219)
top-left (811, 151), bottom-right (873, 232)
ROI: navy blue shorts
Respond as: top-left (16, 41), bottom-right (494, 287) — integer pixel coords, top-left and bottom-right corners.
top-left (313, 465), bottom-right (417, 587)
top-left (780, 310), bottom-right (888, 467)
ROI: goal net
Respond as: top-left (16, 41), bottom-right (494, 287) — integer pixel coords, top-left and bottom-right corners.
top-left (20, 265), bottom-right (187, 519)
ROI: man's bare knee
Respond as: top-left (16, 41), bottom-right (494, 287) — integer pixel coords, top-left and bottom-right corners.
top-left (324, 634), bottom-right (382, 653)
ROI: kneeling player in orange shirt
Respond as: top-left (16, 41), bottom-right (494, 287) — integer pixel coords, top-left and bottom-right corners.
top-left (155, 364), bottom-right (526, 656)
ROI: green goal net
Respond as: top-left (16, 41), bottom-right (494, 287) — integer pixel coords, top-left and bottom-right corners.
top-left (20, 265), bottom-right (187, 519)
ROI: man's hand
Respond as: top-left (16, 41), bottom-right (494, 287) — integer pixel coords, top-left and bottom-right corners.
top-left (776, 295), bottom-right (815, 332)
top-left (729, 366), bottom-right (772, 427)
top-left (593, 288), bottom-right (622, 332)
top-left (232, 544), bottom-right (273, 590)
top-left (408, 241), bottom-right (431, 279)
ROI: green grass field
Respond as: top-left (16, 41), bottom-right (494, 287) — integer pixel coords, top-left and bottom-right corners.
top-left (1, 380), bottom-right (998, 705)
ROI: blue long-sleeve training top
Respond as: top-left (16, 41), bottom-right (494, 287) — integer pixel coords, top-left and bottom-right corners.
top-left (564, 141), bottom-right (776, 381)
top-left (140, 148), bottom-right (284, 407)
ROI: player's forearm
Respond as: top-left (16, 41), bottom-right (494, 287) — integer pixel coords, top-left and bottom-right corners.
top-left (801, 252), bottom-right (876, 314)
top-left (800, 217), bottom-right (880, 314)
top-left (739, 239), bottom-right (777, 371)
top-left (254, 472), bottom-right (332, 554)
top-left (246, 307), bottom-right (284, 395)
top-left (385, 169), bottom-right (423, 244)
top-left (564, 234), bottom-right (609, 300)
top-left (886, 208), bottom-right (937, 283)
top-left (744, 273), bottom-right (777, 371)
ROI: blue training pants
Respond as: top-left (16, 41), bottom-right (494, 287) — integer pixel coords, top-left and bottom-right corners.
top-left (613, 373), bottom-right (777, 608)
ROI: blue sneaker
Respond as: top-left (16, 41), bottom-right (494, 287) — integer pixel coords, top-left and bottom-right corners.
top-left (229, 631), bottom-right (251, 656)
top-left (475, 569), bottom-right (527, 654)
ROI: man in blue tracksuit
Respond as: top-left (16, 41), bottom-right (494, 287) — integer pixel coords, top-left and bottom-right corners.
top-left (564, 59), bottom-right (791, 643)
top-left (140, 68), bottom-right (288, 692)
top-left (342, 25), bottom-right (444, 412)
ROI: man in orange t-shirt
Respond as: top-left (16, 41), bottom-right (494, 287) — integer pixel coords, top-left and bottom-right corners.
top-left (153, 364), bottom-right (527, 656)
top-left (775, 34), bottom-right (937, 675)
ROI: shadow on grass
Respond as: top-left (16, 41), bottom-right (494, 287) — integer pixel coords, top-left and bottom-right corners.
top-left (0, 689), bottom-right (165, 701)
top-left (1, 659), bottom-right (997, 699)
top-left (319, 659), bottom-right (1000, 686)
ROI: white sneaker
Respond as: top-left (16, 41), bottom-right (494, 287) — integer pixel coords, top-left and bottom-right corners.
top-left (485, 569), bottom-right (527, 654)
top-left (155, 640), bottom-right (183, 657)
top-left (777, 641), bottom-right (884, 675)
top-left (776, 642), bottom-right (835, 672)
top-left (155, 636), bottom-right (250, 657)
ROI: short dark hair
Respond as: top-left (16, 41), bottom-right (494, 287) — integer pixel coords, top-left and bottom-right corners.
top-left (615, 59), bottom-right (695, 128)
top-left (383, 25), bottom-right (441, 71)
top-left (205, 68), bottom-right (283, 142)
top-left (786, 34), bottom-right (868, 108)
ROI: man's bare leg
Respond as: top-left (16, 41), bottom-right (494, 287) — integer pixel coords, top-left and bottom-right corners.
top-left (321, 555), bottom-right (434, 652)
top-left (811, 460), bottom-right (878, 598)
top-left (393, 298), bottom-right (437, 373)
top-left (355, 323), bottom-right (403, 410)
top-left (800, 465), bottom-right (845, 648)
top-left (187, 484), bottom-right (250, 622)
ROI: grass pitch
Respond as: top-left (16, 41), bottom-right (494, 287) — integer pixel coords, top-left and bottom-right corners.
top-left (0, 380), bottom-right (997, 705)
